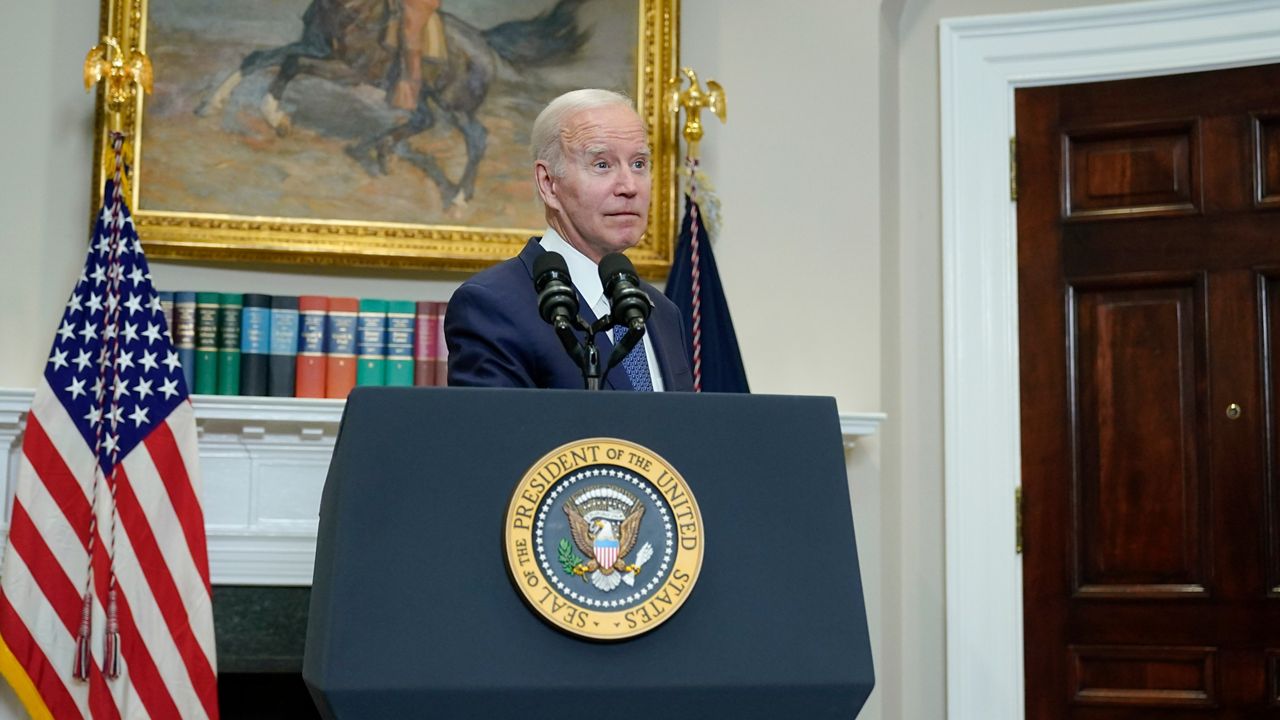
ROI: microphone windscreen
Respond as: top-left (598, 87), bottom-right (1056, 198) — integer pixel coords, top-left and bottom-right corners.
top-left (533, 251), bottom-right (570, 289)
top-left (597, 252), bottom-right (637, 286)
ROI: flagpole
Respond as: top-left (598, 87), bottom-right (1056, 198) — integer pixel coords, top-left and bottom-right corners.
top-left (666, 68), bottom-right (727, 392)
top-left (77, 29), bottom-right (155, 682)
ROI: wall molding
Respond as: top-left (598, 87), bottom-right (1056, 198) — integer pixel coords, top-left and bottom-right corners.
top-left (939, 1), bottom-right (1280, 717)
top-left (0, 387), bottom-right (882, 586)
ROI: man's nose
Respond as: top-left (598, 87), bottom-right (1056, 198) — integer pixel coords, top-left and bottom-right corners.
top-left (614, 169), bottom-right (638, 196)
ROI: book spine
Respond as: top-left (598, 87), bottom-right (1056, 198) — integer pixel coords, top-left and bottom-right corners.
top-left (414, 300), bottom-right (434, 386)
top-left (239, 293), bottom-right (271, 397)
top-left (296, 295), bottom-right (328, 399)
top-left (218, 293), bottom-right (243, 396)
top-left (325, 297), bottom-right (359, 399)
top-left (269, 295), bottom-right (299, 398)
top-left (356, 298), bottom-right (388, 387)
top-left (194, 292), bottom-right (220, 395)
top-left (174, 291), bottom-right (197, 392)
top-left (385, 300), bottom-right (416, 387)
top-left (158, 291), bottom-right (174, 343)
top-left (433, 301), bottom-right (449, 386)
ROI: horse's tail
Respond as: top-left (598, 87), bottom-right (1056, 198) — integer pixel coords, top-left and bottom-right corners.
top-left (481, 0), bottom-right (590, 67)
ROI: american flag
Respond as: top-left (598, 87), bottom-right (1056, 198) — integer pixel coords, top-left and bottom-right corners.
top-left (0, 138), bottom-right (219, 719)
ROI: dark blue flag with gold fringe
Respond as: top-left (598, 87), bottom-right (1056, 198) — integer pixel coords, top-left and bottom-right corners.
top-left (664, 189), bottom-right (749, 393)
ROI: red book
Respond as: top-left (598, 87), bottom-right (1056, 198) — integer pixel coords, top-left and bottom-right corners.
top-left (296, 295), bottom-right (328, 398)
top-left (432, 302), bottom-right (449, 386)
top-left (325, 297), bottom-right (359, 399)
top-left (414, 301), bottom-right (435, 386)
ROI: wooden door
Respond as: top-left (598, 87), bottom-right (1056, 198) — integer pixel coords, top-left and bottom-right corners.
top-left (1018, 64), bottom-right (1280, 718)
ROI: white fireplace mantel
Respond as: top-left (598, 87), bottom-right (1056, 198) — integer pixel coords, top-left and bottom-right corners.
top-left (0, 387), bottom-right (883, 585)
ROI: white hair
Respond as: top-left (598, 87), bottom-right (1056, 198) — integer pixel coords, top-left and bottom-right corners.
top-left (531, 89), bottom-right (636, 178)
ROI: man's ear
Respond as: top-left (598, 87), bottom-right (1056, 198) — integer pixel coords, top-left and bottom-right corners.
top-left (534, 161), bottom-right (560, 211)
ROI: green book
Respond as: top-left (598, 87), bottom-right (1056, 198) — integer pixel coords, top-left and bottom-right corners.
top-left (385, 300), bottom-right (416, 387)
top-left (356, 298), bottom-right (388, 387)
top-left (218, 293), bottom-right (244, 395)
top-left (194, 292), bottom-right (221, 395)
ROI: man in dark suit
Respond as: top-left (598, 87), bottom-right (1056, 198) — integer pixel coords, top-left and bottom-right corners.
top-left (445, 89), bottom-right (693, 391)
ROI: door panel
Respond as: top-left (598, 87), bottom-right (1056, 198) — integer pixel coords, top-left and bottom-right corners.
top-left (1263, 273), bottom-right (1280, 595)
top-left (1069, 645), bottom-right (1217, 709)
top-left (1069, 279), bottom-right (1207, 596)
top-left (1018, 63), bottom-right (1280, 717)
top-left (1064, 123), bottom-right (1198, 218)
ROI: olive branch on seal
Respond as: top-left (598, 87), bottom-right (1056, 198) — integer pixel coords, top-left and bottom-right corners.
top-left (558, 538), bottom-right (584, 574)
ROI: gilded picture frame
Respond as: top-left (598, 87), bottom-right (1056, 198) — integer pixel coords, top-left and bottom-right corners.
top-left (94, 0), bottom-right (680, 276)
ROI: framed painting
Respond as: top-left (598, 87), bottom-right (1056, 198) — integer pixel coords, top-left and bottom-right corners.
top-left (94, 0), bottom-right (680, 276)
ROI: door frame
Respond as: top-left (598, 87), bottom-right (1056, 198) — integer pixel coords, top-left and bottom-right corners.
top-left (939, 1), bottom-right (1280, 717)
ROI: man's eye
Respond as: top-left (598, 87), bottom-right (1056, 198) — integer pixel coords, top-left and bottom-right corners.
top-left (594, 161), bottom-right (609, 169)
top-left (632, 159), bottom-right (648, 170)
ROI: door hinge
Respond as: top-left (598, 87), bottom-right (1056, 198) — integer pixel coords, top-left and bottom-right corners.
top-left (1015, 485), bottom-right (1023, 554)
top-left (1009, 136), bottom-right (1018, 202)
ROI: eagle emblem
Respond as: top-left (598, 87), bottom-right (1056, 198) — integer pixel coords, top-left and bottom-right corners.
top-left (562, 485), bottom-right (654, 592)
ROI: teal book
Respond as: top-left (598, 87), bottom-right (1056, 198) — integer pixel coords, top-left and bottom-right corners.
top-left (356, 298), bottom-right (388, 386)
top-left (194, 292), bottom-right (220, 395)
top-left (240, 293), bottom-right (271, 396)
top-left (218, 293), bottom-right (243, 395)
top-left (385, 300), bottom-right (415, 386)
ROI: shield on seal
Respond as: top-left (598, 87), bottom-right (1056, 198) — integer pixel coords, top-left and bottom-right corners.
top-left (594, 537), bottom-right (619, 569)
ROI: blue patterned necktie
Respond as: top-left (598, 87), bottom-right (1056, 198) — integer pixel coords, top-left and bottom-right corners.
top-left (612, 326), bottom-right (654, 391)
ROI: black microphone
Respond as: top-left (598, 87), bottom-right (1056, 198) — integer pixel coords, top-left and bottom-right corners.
top-left (598, 252), bottom-right (651, 331)
top-left (533, 251), bottom-right (578, 330)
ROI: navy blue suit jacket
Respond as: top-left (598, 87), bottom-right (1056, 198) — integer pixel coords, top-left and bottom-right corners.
top-left (445, 238), bottom-right (694, 390)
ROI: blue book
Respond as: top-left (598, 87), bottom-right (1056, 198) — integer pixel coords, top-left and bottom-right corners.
top-left (239, 293), bottom-right (271, 396)
top-left (269, 296), bottom-right (299, 397)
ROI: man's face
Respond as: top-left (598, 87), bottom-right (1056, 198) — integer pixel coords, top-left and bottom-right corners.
top-left (536, 104), bottom-right (651, 263)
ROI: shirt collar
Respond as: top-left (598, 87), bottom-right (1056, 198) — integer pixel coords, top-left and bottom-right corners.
top-left (539, 228), bottom-right (605, 312)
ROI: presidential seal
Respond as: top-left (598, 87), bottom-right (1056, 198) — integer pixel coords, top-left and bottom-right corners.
top-left (504, 438), bottom-right (704, 640)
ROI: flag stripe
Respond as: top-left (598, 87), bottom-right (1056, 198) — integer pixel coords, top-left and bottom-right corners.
top-left (0, 591), bottom-right (77, 720)
top-left (0, 528), bottom-right (92, 720)
top-left (120, 429), bottom-right (215, 657)
top-left (141, 417), bottom-right (212, 594)
top-left (19, 415), bottom-right (92, 553)
top-left (0, 629), bottom-right (57, 720)
top-left (89, 524), bottom-right (183, 720)
top-left (114, 465), bottom-right (218, 717)
top-left (117, 438), bottom-right (215, 671)
top-left (7, 504), bottom-right (84, 641)
top-left (7, 502), bottom-right (126, 720)
top-left (18, 415), bottom-right (187, 719)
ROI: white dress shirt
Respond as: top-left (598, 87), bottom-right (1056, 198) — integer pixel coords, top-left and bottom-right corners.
top-left (539, 229), bottom-right (666, 391)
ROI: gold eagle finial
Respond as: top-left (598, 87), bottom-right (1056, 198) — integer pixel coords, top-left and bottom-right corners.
top-left (84, 36), bottom-right (153, 113)
top-left (666, 67), bottom-right (727, 161)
